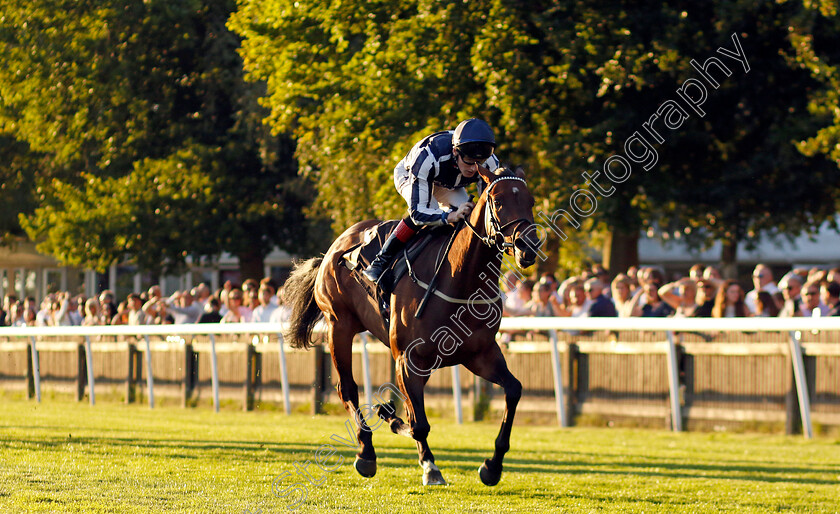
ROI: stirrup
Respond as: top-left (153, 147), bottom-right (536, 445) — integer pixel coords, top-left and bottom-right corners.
top-left (362, 263), bottom-right (386, 285)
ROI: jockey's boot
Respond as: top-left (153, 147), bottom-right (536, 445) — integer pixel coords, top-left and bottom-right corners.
top-left (362, 219), bottom-right (418, 285)
top-left (362, 232), bottom-right (405, 285)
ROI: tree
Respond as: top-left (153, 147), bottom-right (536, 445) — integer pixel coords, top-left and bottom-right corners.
top-left (231, 1), bottom-right (840, 276)
top-left (790, 1), bottom-right (840, 167)
top-left (0, 0), bottom-right (326, 277)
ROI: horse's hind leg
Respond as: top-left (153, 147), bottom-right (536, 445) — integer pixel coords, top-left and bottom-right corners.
top-left (326, 315), bottom-right (377, 477)
top-left (464, 345), bottom-right (522, 486)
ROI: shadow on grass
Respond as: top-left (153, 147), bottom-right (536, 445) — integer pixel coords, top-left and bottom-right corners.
top-left (6, 426), bottom-right (838, 488)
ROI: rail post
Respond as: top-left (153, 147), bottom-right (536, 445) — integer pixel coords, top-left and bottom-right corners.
top-left (312, 344), bottom-right (326, 414)
top-left (76, 343), bottom-right (86, 402)
top-left (452, 365), bottom-right (463, 424)
top-left (563, 342), bottom-right (579, 427)
top-left (142, 335), bottom-right (155, 409)
top-left (275, 333), bottom-right (291, 415)
top-left (209, 334), bottom-right (220, 412)
top-left (84, 336), bottom-right (95, 406)
top-left (244, 343), bottom-right (256, 411)
top-left (29, 336), bottom-right (41, 403)
top-left (665, 331), bottom-right (683, 432)
top-left (787, 331), bottom-right (813, 439)
top-left (182, 340), bottom-right (194, 407)
top-left (126, 343), bottom-right (136, 404)
top-left (548, 330), bottom-right (567, 427)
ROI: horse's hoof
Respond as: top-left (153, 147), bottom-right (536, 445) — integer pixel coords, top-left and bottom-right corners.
top-left (423, 468), bottom-right (447, 486)
top-left (478, 459), bottom-right (502, 486)
top-left (421, 460), bottom-right (447, 486)
top-left (354, 456), bottom-right (377, 478)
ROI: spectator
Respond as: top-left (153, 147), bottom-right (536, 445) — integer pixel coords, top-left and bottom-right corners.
top-left (269, 287), bottom-right (292, 324)
top-left (692, 278), bottom-right (716, 317)
top-left (807, 267), bottom-right (826, 285)
top-left (49, 293), bottom-right (75, 326)
top-left (127, 293), bottom-right (148, 325)
top-left (73, 295), bottom-right (84, 322)
top-left (778, 274), bottom-right (804, 317)
top-left (9, 301), bottom-right (24, 327)
top-left (504, 279), bottom-right (534, 317)
top-left (102, 302), bottom-right (118, 326)
top-left (637, 271), bottom-right (674, 317)
top-left (99, 290), bottom-right (116, 315)
top-left (252, 284), bottom-right (279, 322)
top-left (539, 273), bottom-right (564, 305)
top-left (712, 280), bottom-right (749, 318)
top-left (584, 277), bottom-right (617, 317)
top-left (567, 283), bottom-right (590, 317)
top-left (219, 283), bottom-right (232, 316)
top-left (827, 267), bottom-right (840, 285)
top-left (242, 279), bottom-right (260, 312)
top-left (626, 266), bottom-right (640, 289)
top-left (801, 280), bottom-right (829, 317)
top-left (148, 285), bottom-right (163, 301)
top-left (222, 288), bottom-right (251, 323)
top-left (36, 294), bottom-right (53, 326)
top-left (23, 296), bottom-right (37, 314)
top-left (1, 294), bottom-right (18, 326)
top-left (164, 290), bottom-right (203, 324)
top-left (745, 264), bottom-right (779, 315)
top-left (260, 277), bottom-right (281, 306)
top-left (153, 303), bottom-right (175, 325)
top-left (703, 266), bottom-right (722, 281)
top-left (527, 281), bottom-right (561, 317)
top-left (110, 301), bottom-right (129, 325)
top-left (192, 283), bottom-right (212, 309)
top-left (688, 263), bottom-right (705, 281)
top-left (611, 274), bottom-right (636, 318)
top-left (659, 277), bottom-right (699, 317)
top-left (755, 291), bottom-right (780, 317)
top-left (82, 298), bottom-right (102, 326)
top-left (21, 306), bottom-right (37, 327)
top-left (822, 281), bottom-right (840, 316)
top-left (198, 297), bottom-right (223, 323)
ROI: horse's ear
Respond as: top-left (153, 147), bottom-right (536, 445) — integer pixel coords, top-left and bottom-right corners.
top-left (477, 165), bottom-right (495, 184)
top-left (514, 166), bottom-right (526, 179)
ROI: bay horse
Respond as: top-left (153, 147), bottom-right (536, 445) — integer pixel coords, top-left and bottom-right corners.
top-left (284, 164), bottom-right (541, 486)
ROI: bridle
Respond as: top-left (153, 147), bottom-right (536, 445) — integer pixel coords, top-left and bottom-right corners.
top-left (464, 175), bottom-right (533, 254)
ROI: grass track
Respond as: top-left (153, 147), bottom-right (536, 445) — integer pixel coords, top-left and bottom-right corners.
top-left (1, 398), bottom-right (839, 513)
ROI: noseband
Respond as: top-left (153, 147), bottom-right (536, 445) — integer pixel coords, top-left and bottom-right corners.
top-left (465, 175), bottom-right (533, 254)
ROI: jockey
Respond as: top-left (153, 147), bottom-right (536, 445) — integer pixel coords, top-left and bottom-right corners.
top-left (362, 118), bottom-right (500, 285)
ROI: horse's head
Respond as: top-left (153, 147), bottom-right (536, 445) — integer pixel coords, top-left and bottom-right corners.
top-left (474, 166), bottom-right (542, 268)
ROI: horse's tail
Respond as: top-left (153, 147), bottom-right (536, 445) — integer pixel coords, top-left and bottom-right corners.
top-left (283, 257), bottom-right (324, 349)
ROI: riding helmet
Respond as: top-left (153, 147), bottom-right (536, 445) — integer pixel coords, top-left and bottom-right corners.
top-left (453, 118), bottom-right (496, 160)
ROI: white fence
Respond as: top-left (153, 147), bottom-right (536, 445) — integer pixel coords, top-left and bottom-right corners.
top-left (2, 317), bottom-right (839, 439)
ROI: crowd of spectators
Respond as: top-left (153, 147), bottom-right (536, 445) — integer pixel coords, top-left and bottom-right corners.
top-left (3, 262), bottom-right (839, 329)
top-left (501, 263), bottom-right (840, 320)
top-left (0, 277), bottom-right (292, 328)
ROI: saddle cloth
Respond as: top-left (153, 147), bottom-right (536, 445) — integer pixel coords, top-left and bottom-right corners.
top-left (342, 221), bottom-right (453, 297)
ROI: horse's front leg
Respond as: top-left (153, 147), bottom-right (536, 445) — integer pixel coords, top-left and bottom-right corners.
top-left (465, 345), bottom-right (522, 486)
top-left (378, 354), bottom-right (445, 485)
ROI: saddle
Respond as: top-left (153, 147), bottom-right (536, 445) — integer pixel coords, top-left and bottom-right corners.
top-left (341, 221), bottom-right (453, 318)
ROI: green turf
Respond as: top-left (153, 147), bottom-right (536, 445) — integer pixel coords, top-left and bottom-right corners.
top-left (1, 397), bottom-right (838, 513)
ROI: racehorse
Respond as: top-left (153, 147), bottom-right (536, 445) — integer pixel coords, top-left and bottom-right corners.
top-left (283, 164), bottom-right (541, 486)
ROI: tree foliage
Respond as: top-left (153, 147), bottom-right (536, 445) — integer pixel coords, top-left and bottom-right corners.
top-left (231, 0), bottom-right (840, 274)
top-left (0, 0), bottom-right (326, 276)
